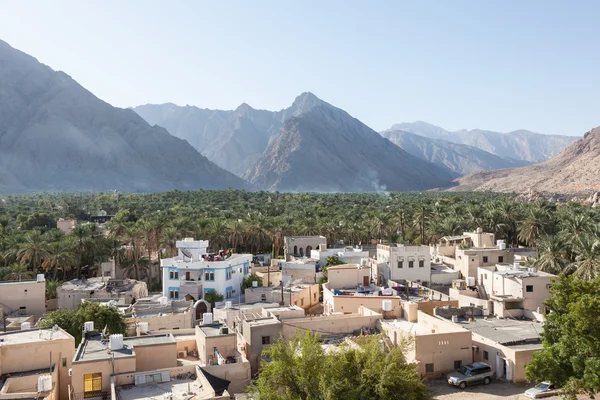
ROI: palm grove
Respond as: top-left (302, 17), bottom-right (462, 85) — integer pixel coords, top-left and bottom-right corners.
top-left (1, 190), bottom-right (600, 396)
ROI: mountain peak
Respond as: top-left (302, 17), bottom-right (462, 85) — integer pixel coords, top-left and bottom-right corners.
top-left (288, 92), bottom-right (329, 115)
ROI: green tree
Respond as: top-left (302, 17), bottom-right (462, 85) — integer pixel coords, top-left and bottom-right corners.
top-left (204, 289), bottom-right (225, 311)
top-left (242, 273), bottom-right (263, 290)
top-left (17, 230), bottom-right (50, 274)
top-left (249, 332), bottom-right (430, 400)
top-left (41, 301), bottom-right (127, 345)
top-left (526, 275), bottom-right (600, 399)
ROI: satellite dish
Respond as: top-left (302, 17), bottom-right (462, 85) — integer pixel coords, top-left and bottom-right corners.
top-left (181, 248), bottom-right (193, 259)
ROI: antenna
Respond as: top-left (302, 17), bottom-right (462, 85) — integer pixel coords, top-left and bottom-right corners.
top-left (181, 248), bottom-right (193, 259)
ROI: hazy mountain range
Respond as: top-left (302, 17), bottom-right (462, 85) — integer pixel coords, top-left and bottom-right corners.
top-left (0, 39), bottom-right (247, 193)
top-left (453, 126), bottom-right (600, 193)
top-left (0, 39), bottom-right (585, 194)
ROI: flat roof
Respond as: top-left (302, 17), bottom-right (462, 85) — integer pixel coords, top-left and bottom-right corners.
top-left (454, 317), bottom-right (542, 347)
top-left (74, 333), bottom-right (175, 361)
top-left (384, 319), bottom-right (432, 335)
top-left (0, 279), bottom-right (42, 286)
top-left (247, 318), bottom-right (280, 327)
top-left (198, 323), bottom-right (232, 337)
top-left (0, 328), bottom-right (72, 344)
top-left (117, 378), bottom-right (201, 400)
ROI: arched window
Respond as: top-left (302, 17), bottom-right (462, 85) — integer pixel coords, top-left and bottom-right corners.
top-left (306, 246), bottom-right (312, 255)
top-left (299, 247), bottom-right (304, 257)
top-left (293, 245), bottom-right (298, 256)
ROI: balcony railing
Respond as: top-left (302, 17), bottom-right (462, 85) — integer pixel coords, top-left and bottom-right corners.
top-left (71, 391), bottom-right (110, 400)
top-left (180, 279), bottom-right (203, 286)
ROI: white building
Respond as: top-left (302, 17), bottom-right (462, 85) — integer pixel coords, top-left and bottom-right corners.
top-left (160, 238), bottom-right (252, 302)
top-left (311, 246), bottom-right (369, 267)
top-left (371, 244), bottom-right (431, 285)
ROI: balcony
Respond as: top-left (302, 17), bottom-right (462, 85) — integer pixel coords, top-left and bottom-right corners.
top-left (180, 279), bottom-right (203, 287)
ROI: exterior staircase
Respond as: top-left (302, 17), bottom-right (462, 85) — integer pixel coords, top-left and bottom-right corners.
top-left (476, 284), bottom-right (489, 300)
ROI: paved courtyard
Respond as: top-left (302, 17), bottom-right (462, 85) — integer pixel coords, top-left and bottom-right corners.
top-left (429, 379), bottom-right (590, 400)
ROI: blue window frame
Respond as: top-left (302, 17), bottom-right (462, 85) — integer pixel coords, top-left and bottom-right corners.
top-left (168, 267), bottom-right (179, 280)
top-left (243, 262), bottom-right (250, 275)
top-left (226, 267), bottom-right (233, 281)
top-left (204, 268), bottom-right (215, 282)
top-left (226, 286), bottom-right (233, 299)
top-left (168, 287), bottom-right (179, 299)
top-left (204, 288), bottom-right (216, 299)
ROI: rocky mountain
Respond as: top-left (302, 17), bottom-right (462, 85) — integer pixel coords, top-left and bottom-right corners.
top-left (381, 130), bottom-right (530, 176)
top-left (243, 104), bottom-right (457, 192)
top-left (452, 126), bottom-right (600, 193)
top-left (0, 39), bottom-right (248, 193)
top-left (134, 92), bottom-right (326, 176)
top-left (387, 121), bottom-right (578, 163)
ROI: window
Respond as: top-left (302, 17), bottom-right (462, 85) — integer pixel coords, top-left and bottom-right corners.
top-left (262, 336), bottom-right (270, 345)
top-left (62, 358), bottom-right (67, 367)
top-left (454, 360), bottom-right (462, 369)
top-left (226, 286), bottom-right (234, 299)
top-left (419, 260), bottom-right (424, 268)
top-left (408, 261), bottom-right (414, 268)
top-left (397, 261), bottom-right (403, 269)
top-left (425, 363), bottom-right (434, 373)
top-left (226, 267), bottom-right (233, 280)
top-left (169, 289), bottom-right (179, 299)
top-left (301, 298), bottom-right (304, 306)
top-left (483, 350), bottom-right (489, 360)
top-left (498, 256), bottom-right (504, 263)
top-left (169, 270), bottom-right (179, 280)
top-left (204, 269), bottom-right (215, 281)
top-left (483, 256), bottom-right (488, 263)
top-left (526, 285), bottom-right (533, 292)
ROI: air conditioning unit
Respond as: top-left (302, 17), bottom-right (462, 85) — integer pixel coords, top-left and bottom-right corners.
top-left (68, 369), bottom-right (73, 377)
top-left (177, 350), bottom-right (187, 358)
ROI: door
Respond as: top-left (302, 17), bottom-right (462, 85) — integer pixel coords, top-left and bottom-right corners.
top-left (185, 271), bottom-right (191, 281)
top-left (84, 373), bottom-right (102, 398)
top-left (363, 276), bottom-right (369, 286)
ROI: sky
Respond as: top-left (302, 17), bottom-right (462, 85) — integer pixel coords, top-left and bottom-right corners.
top-left (0, 1), bottom-right (598, 136)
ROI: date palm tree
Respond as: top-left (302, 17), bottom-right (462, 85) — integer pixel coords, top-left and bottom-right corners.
top-left (570, 235), bottom-right (600, 281)
top-left (43, 239), bottom-right (76, 280)
top-left (530, 235), bottom-right (569, 275)
top-left (17, 230), bottom-right (50, 275)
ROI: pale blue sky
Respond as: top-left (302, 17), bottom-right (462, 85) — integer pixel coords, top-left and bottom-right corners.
top-left (1, 0), bottom-right (598, 136)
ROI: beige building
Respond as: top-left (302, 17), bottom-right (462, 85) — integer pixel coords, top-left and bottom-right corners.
top-left (0, 327), bottom-right (76, 400)
top-left (379, 310), bottom-right (473, 378)
top-left (284, 236), bottom-right (327, 261)
top-left (323, 265), bottom-right (403, 316)
top-left (372, 244), bottom-right (431, 285)
top-left (0, 278), bottom-right (46, 317)
top-left (434, 306), bottom-right (543, 383)
top-left (56, 219), bottom-right (77, 235)
top-left (124, 297), bottom-right (194, 336)
top-left (244, 283), bottom-right (320, 309)
top-left (57, 278), bottom-right (147, 309)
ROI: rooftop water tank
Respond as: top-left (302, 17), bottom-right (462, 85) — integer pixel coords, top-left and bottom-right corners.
top-left (225, 301), bottom-right (232, 309)
top-left (252, 281), bottom-right (258, 288)
top-left (38, 375), bottom-right (52, 392)
top-left (36, 274), bottom-right (45, 283)
top-left (466, 277), bottom-right (475, 287)
top-left (21, 322), bottom-right (31, 330)
top-left (382, 300), bottom-right (393, 312)
top-left (159, 296), bottom-right (168, 306)
top-left (138, 322), bottom-right (149, 334)
top-left (451, 315), bottom-right (459, 323)
top-left (109, 334), bottom-right (124, 350)
top-left (84, 321), bottom-right (94, 332)
top-left (203, 313), bottom-right (213, 325)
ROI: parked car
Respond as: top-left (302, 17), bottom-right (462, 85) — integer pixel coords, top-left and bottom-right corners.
top-left (447, 362), bottom-right (493, 389)
top-left (524, 382), bottom-right (558, 398)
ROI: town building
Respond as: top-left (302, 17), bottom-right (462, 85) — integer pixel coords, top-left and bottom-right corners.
top-left (310, 246), bottom-right (369, 267)
top-left (278, 258), bottom-right (320, 284)
top-left (123, 296), bottom-right (195, 335)
top-left (0, 276), bottom-right (46, 317)
top-left (0, 327), bottom-right (76, 400)
top-left (57, 277), bottom-right (147, 309)
top-left (371, 244), bottom-right (431, 285)
top-left (283, 236), bottom-right (327, 261)
top-left (160, 238), bottom-right (252, 303)
top-left (378, 310), bottom-right (473, 378)
top-left (56, 218), bottom-right (77, 235)
top-left (433, 306), bottom-right (544, 383)
top-left (244, 283), bottom-right (320, 309)
top-left (322, 264), bottom-right (403, 316)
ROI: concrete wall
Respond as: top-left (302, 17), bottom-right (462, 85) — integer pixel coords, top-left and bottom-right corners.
top-left (327, 265), bottom-right (371, 289)
top-left (322, 285), bottom-right (402, 317)
top-left (71, 356), bottom-right (136, 394)
top-left (454, 249), bottom-right (514, 280)
top-left (0, 281), bottom-right (46, 316)
top-left (377, 245), bottom-right (431, 283)
top-left (281, 309), bottom-right (381, 340)
top-left (134, 343), bottom-right (177, 372)
top-left (1, 367), bottom-right (59, 400)
top-left (126, 310), bottom-right (193, 336)
top-left (255, 271), bottom-right (282, 287)
top-left (284, 236), bottom-right (327, 261)
top-left (202, 361), bottom-right (251, 395)
top-left (196, 326), bottom-right (238, 366)
top-left (243, 319), bottom-right (282, 374)
top-left (416, 300), bottom-right (458, 317)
